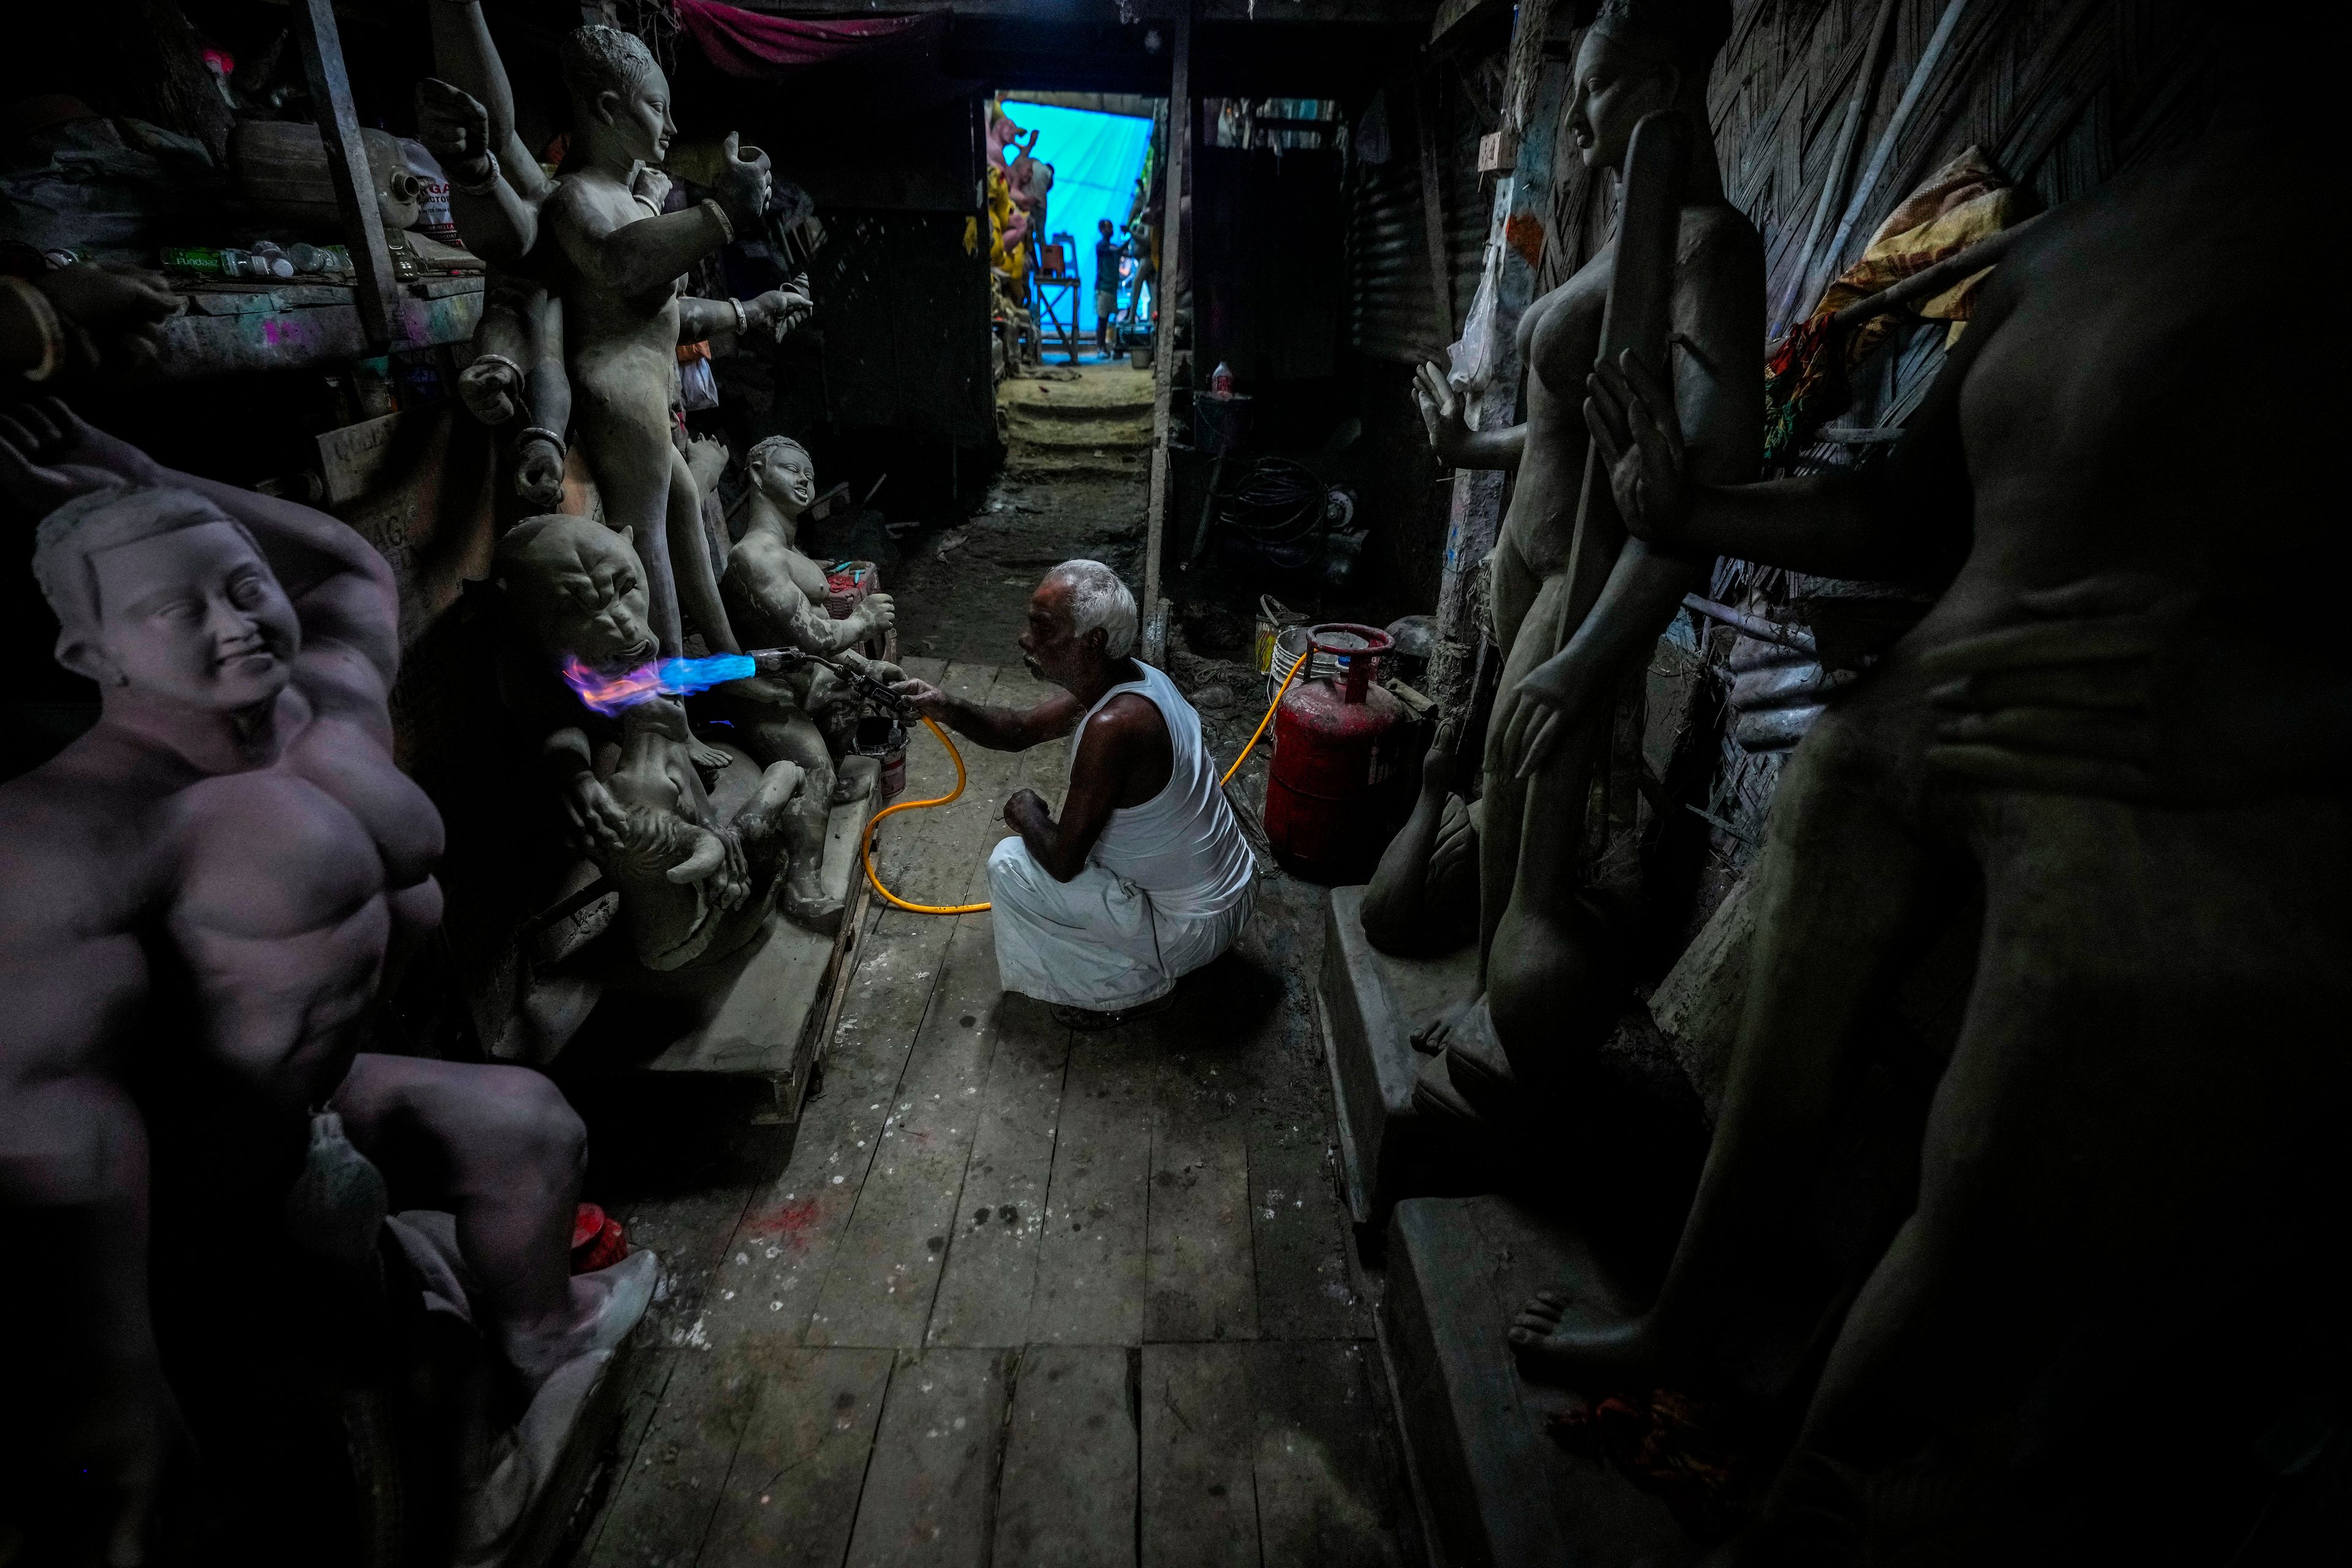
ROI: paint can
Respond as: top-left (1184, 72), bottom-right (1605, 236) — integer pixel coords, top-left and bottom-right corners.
top-left (1253, 594), bottom-right (1306, 675)
top-left (856, 714), bottom-right (908, 802)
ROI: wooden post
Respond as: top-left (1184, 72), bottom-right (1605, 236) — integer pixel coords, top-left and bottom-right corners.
top-left (1425, 0), bottom-right (1564, 717)
top-left (1140, 6), bottom-right (1191, 663)
top-left (292, 0), bottom-right (398, 346)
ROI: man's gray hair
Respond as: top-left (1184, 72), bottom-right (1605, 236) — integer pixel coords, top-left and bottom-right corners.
top-left (1048, 559), bottom-right (1137, 659)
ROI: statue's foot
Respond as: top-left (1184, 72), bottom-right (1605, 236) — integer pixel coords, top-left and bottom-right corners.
top-left (785, 866), bottom-right (845, 935)
top-left (1409, 1046), bottom-right (1469, 1117)
top-left (1508, 1289), bottom-right (1679, 1392)
top-left (501, 1248), bottom-right (660, 1393)
top-left (1411, 993), bottom-right (1477, 1055)
top-left (691, 737), bottom-right (734, 775)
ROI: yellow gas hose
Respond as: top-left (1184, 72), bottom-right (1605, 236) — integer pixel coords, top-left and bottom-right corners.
top-left (861, 658), bottom-right (1302, 916)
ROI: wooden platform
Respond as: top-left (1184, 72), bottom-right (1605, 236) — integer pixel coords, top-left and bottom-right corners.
top-left (573, 657), bottom-right (1420, 1567)
top-left (1314, 885), bottom-right (1480, 1249)
top-left (1381, 1196), bottom-right (1695, 1568)
top-left (552, 755), bottom-right (880, 1126)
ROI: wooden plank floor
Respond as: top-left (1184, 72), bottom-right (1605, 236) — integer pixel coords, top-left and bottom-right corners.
top-left (574, 658), bottom-right (1414, 1568)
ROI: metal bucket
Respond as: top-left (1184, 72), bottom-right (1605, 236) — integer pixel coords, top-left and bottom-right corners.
top-left (855, 714), bottom-right (908, 802)
top-left (1265, 622), bottom-right (1344, 706)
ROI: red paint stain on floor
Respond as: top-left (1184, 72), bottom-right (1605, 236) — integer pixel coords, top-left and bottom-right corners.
top-left (747, 1194), bottom-right (826, 1254)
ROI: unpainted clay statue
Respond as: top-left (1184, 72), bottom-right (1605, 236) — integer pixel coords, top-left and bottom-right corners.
top-left (1358, 717), bottom-right (1480, 956)
top-left (0, 404), bottom-right (654, 1561)
top-left (418, 0), bottom-right (570, 508)
top-left (493, 511), bottom-right (809, 962)
top-left (535, 25), bottom-right (802, 660)
top-left (422, 16), bottom-right (806, 541)
top-left (712, 436), bottom-right (901, 923)
top-left (1511, 55), bottom-right (2350, 1555)
top-left (1394, 0), bottom-right (1759, 1123)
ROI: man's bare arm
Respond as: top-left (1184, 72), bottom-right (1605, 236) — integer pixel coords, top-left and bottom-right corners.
top-left (893, 679), bottom-right (1084, 752)
top-left (1003, 700), bottom-right (1148, 880)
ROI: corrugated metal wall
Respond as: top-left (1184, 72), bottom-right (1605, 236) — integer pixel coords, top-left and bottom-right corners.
top-left (1343, 42), bottom-right (1506, 366)
top-left (1344, 91), bottom-right (1448, 364)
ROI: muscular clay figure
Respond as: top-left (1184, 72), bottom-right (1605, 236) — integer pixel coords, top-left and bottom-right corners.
top-left (1516, 67), bottom-right (2349, 1556)
top-left (1403, 0), bottom-right (1758, 1120)
top-left (0, 405), bottom-right (653, 1562)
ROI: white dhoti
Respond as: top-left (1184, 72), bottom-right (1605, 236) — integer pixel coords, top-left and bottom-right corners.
top-left (987, 836), bottom-right (1256, 1009)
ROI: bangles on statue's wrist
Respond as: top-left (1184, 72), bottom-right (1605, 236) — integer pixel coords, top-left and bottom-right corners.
top-left (451, 150), bottom-right (502, 197)
top-left (519, 425), bottom-right (567, 460)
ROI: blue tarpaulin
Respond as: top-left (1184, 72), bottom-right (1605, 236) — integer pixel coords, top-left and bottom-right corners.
top-left (1000, 100), bottom-right (1155, 334)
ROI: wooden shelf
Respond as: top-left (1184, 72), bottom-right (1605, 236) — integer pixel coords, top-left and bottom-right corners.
top-left (153, 276), bottom-right (485, 379)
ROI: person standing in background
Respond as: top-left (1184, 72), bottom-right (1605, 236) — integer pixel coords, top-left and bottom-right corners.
top-left (1092, 218), bottom-right (1126, 355)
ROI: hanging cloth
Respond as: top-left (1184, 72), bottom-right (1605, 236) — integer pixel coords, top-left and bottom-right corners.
top-left (674, 2), bottom-right (944, 78)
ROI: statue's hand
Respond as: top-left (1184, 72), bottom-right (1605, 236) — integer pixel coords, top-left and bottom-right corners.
top-left (856, 592), bottom-right (897, 638)
top-left (1419, 715), bottom-right (1462, 796)
top-left (1498, 649), bottom-right (1597, 781)
top-left (1412, 360), bottom-right (1472, 467)
top-left (1585, 349), bottom-right (1689, 543)
top-left (514, 429), bottom-right (565, 509)
top-left (38, 263), bottom-right (178, 378)
top-left (663, 823), bottom-right (748, 913)
top-left (747, 287), bottom-right (810, 341)
top-left (1921, 575), bottom-right (2336, 804)
top-left (711, 132), bottom-right (773, 232)
top-left (561, 771), bottom-right (630, 859)
top-left (415, 78), bottom-right (494, 186)
top-left (0, 398), bottom-right (164, 513)
top-left (457, 355), bottom-right (519, 425)
top-left (631, 164), bottom-right (673, 211)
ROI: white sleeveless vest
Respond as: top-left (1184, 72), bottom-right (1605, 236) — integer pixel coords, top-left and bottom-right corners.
top-left (1068, 662), bottom-right (1256, 919)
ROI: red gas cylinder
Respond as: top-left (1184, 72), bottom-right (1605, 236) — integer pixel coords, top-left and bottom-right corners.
top-left (1264, 624), bottom-right (1408, 882)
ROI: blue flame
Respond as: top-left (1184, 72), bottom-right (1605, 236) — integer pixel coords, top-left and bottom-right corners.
top-left (657, 654), bottom-right (756, 695)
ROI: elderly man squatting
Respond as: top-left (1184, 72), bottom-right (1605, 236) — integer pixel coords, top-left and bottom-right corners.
top-left (892, 562), bottom-right (1256, 1027)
